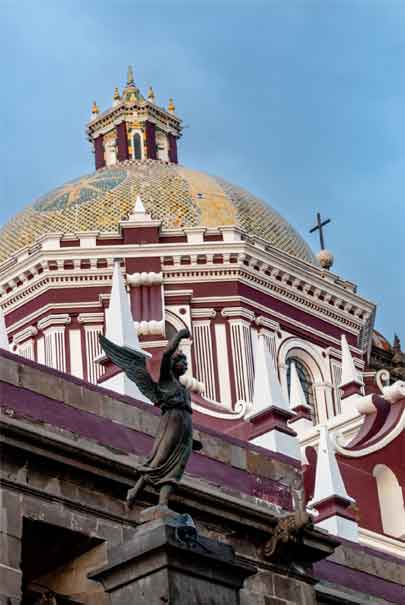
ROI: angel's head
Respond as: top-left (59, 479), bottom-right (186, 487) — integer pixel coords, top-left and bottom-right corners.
top-left (172, 352), bottom-right (188, 377)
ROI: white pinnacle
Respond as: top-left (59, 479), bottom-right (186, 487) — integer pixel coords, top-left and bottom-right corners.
top-left (247, 334), bottom-right (289, 419)
top-left (308, 425), bottom-right (353, 507)
top-left (0, 307), bottom-right (9, 351)
top-left (289, 361), bottom-right (311, 411)
top-left (339, 335), bottom-right (362, 387)
top-left (129, 194), bottom-right (152, 222)
top-left (134, 194), bottom-right (146, 214)
top-left (105, 260), bottom-right (148, 356)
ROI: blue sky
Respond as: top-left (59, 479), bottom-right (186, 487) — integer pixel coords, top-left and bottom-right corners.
top-left (1, 0), bottom-right (404, 344)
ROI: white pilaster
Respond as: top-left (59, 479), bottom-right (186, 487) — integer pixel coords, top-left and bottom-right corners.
top-left (0, 308), bottom-right (10, 351)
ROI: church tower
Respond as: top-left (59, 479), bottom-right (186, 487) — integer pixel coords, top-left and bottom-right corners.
top-left (86, 66), bottom-right (182, 170)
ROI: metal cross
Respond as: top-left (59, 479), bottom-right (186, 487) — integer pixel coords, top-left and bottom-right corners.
top-left (309, 212), bottom-right (331, 250)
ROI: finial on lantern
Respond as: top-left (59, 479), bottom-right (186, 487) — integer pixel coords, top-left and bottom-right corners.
top-left (168, 97), bottom-right (176, 113)
top-left (147, 86), bottom-right (156, 103)
top-left (127, 65), bottom-right (134, 85)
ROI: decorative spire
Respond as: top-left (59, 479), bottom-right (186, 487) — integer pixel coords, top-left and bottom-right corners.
top-left (168, 98), bottom-right (176, 113)
top-left (248, 334), bottom-right (289, 418)
top-left (0, 307), bottom-right (9, 351)
top-left (307, 425), bottom-right (358, 541)
top-left (91, 101), bottom-right (100, 116)
top-left (289, 361), bottom-right (311, 411)
top-left (106, 260), bottom-right (142, 350)
top-left (309, 425), bottom-right (352, 505)
top-left (147, 86), bottom-right (156, 103)
top-left (393, 334), bottom-right (401, 354)
top-left (97, 260), bottom-right (151, 403)
top-left (113, 87), bottom-right (121, 106)
top-left (248, 333), bottom-right (300, 460)
top-left (127, 65), bottom-right (135, 85)
top-left (340, 335), bottom-right (362, 388)
top-left (128, 194), bottom-right (152, 222)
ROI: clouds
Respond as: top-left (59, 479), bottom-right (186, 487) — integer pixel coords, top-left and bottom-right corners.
top-left (1, 0), bottom-right (404, 340)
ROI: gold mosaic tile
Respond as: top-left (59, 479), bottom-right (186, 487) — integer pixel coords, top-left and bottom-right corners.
top-left (0, 160), bottom-right (315, 265)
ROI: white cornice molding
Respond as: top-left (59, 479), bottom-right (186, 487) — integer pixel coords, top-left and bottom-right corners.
top-left (359, 526), bottom-right (405, 559)
top-left (37, 313), bottom-right (71, 331)
top-left (221, 307), bottom-right (256, 322)
top-left (13, 326), bottom-right (38, 345)
top-left (7, 302), bottom-right (100, 335)
top-left (164, 289), bottom-right (194, 300)
top-left (194, 295), bottom-right (356, 348)
top-left (78, 312), bottom-right (105, 324)
top-left (255, 315), bottom-right (280, 332)
top-left (0, 240), bottom-right (375, 347)
top-left (191, 308), bottom-right (217, 319)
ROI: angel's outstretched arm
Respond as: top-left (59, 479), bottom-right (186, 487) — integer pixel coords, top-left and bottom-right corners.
top-left (160, 328), bottom-right (190, 380)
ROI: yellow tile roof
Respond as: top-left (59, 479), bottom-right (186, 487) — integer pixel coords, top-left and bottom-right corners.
top-left (0, 160), bottom-right (315, 264)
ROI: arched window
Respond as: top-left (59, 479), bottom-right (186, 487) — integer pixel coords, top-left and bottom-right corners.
top-left (132, 133), bottom-right (142, 160)
top-left (286, 357), bottom-right (317, 421)
top-left (373, 465), bottom-right (405, 538)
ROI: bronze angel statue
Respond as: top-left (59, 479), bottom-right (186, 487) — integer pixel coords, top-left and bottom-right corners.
top-left (99, 328), bottom-right (200, 508)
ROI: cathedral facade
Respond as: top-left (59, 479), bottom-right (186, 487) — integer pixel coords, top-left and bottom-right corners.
top-left (0, 68), bottom-right (404, 604)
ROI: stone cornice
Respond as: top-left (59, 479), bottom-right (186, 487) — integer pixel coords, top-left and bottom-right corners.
top-left (37, 313), bottom-right (71, 331)
top-left (0, 239), bottom-right (375, 345)
top-left (191, 308), bottom-right (217, 319)
top-left (221, 307), bottom-right (256, 322)
top-left (13, 326), bottom-right (38, 345)
top-left (78, 312), bottom-right (105, 325)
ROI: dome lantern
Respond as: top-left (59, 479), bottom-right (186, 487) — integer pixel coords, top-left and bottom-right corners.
top-left (87, 67), bottom-right (182, 170)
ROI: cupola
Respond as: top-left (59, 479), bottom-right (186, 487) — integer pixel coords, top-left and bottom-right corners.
top-left (86, 66), bottom-right (182, 170)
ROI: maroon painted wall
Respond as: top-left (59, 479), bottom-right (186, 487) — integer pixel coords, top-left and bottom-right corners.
top-left (116, 122), bottom-right (129, 162)
top-left (94, 135), bottom-right (105, 170)
top-left (145, 121), bottom-right (157, 160)
top-left (168, 133), bottom-right (178, 164)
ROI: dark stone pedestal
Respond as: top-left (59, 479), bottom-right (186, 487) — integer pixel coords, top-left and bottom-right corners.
top-left (89, 508), bottom-right (256, 605)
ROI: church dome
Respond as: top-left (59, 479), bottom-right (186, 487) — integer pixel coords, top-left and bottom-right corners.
top-left (0, 160), bottom-right (315, 265)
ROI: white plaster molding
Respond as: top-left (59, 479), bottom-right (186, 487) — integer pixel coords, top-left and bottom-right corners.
top-left (191, 398), bottom-right (248, 420)
top-left (221, 307), bottom-right (255, 322)
top-left (135, 319), bottom-right (165, 336)
top-left (255, 315), bottom-right (280, 331)
top-left (359, 527), bottom-right (405, 558)
top-left (13, 326), bottom-right (38, 345)
top-left (0, 307), bottom-right (9, 351)
top-left (78, 313), bottom-right (105, 324)
top-left (184, 227), bottom-right (206, 243)
top-left (37, 314), bottom-right (71, 331)
top-left (251, 430), bottom-right (301, 461)
top-left (191, 308), bottom-right (217, 319)
top-left (334, 407), bottom-right (405, 458)
top-left (382, 381), bottom-right (405, 404)
top-left (127, 271), bottom-right (163, 286)
top-left (315, 516), bottom-right (358, 542)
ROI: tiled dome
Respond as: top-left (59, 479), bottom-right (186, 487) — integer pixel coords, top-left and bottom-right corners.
top-left (0, 160), bottom-right (315, 264)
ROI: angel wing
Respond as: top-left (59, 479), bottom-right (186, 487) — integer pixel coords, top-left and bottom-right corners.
top-left (99, 334), bottom-right (159, 404)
